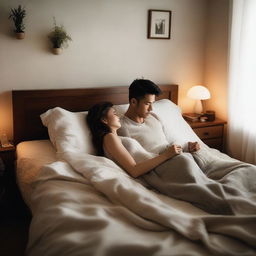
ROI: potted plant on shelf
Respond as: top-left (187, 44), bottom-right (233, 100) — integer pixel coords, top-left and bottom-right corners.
top-left (48, 18), bottom-right (72, 55)
top-left (9, 5), bottom-right (26, 39)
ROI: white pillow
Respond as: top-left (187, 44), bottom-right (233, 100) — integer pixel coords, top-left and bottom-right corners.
top-left (40, 107), bottom-right (95, 155)
top-left (153, 99), bottom-right (203, 149)
top-left (114, 103), bottom-right (128, 116)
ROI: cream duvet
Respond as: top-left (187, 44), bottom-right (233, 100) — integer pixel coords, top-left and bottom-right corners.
top-left (26, 147), bottom-right (256, 256)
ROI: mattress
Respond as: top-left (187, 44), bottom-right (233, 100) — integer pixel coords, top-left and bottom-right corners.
top-left (16, 140), bottom-right (57, 209)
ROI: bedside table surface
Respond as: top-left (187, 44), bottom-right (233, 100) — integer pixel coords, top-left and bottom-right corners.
top-left (185, 118), bottom-right (227, 129)
top-left (0, 145), bottom-right (15, 152)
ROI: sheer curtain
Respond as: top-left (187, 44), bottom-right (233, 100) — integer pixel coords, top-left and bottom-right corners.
top-left (228, 0), bottom-right (256, 164)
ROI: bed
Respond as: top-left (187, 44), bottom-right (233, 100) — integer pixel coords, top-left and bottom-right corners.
top-left (12, 85), bottom-right (256, 256)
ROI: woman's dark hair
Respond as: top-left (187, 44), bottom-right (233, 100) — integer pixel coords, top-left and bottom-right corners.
top-left (129, 79), bottom-right (162, 101)
top-left (86, 102), bottom-right (113, 156)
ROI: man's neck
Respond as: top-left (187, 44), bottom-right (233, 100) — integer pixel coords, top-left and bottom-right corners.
top-left (125, 109), bottom-right (144, 124)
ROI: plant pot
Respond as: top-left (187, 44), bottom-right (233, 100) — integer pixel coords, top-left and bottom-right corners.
top-left (53, 48), bottom-right (62, 55)
top-left (16, 32), bottom-right (25, 39)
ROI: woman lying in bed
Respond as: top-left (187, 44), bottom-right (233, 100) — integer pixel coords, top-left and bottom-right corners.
top-left (87, 102), bottom-right (256, 215)
top-left (86, 101), bottom-right (200, 178)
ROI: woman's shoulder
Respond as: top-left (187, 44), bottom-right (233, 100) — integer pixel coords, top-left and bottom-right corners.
top-left (104, 133), bottom-right (120, 143)
top-left (105, 132), bottom-right (116, 138)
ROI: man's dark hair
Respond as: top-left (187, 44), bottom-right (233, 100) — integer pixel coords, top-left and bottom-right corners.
top-left (129, 79), bottom-right (162, 101)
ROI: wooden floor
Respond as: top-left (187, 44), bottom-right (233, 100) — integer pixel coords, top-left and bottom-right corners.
top-left (0, 217), bottom-right (30, 256)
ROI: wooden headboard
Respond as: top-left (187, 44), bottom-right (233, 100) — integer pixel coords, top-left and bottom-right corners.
top-left (12, 84), bottom-right (178, 145)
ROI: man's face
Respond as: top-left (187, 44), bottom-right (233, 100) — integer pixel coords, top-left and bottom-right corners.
top-left (133, 94), bottom-right (156, 118)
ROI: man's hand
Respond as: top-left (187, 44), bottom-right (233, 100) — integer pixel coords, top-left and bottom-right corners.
top-left (163, 144), bottom-right (182, 159)
top-left (188, 142), bottom-right (200, 153)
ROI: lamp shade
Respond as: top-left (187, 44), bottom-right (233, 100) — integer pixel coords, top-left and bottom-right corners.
top-left (187, 85), bottom-right (211, 100)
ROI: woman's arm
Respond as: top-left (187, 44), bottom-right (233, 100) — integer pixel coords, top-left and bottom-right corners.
top-left (104, 133), bottom-right (181, 178)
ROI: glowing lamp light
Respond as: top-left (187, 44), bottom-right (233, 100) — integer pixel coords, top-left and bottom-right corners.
top-left (187, 85), bottom-right (211, 114)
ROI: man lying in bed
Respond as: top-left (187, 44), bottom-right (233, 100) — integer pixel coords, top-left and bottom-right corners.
top-left (87, 79), bottom-right (256, 215)
top-left (117, 79), bottom-right (200, 155)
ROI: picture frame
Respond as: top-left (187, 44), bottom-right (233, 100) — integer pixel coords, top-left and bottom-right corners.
top-left (147, 9), bottom-right (172, 39)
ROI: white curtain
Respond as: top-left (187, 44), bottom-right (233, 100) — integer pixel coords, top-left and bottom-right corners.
top-left (228, 0), bottom-right (256, 164)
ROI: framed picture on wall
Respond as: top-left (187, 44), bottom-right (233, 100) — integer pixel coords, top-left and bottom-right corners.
top-left (147, 9), bottom-right (172, 39)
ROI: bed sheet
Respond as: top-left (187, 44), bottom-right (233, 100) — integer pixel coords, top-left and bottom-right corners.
top-left (16, 140), bottom-right (57, 208)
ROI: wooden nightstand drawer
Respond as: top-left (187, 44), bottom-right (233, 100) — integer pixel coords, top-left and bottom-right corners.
top-left (193, 125), bottom-right (223, 140)
top-left (203, 138), bottom-right (223, 151)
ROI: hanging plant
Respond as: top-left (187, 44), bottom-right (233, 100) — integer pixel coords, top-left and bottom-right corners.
top-left (48, 17), bottom-right (72, 55)
top-left (9, 5), bottom-right (26, 39)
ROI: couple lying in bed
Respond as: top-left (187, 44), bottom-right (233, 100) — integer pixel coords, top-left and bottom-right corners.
top-left (87, 79), bottom-right (256, 215)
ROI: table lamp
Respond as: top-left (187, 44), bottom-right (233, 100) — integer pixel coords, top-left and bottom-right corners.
top-left (0, 132), bottom-right (9, 147)
top-left (187, 85), bottom-right (211, 114)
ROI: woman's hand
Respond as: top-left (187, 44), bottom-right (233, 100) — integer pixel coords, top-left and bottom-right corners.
top-left (188, 142), bottom-right (201, 153)
top-left (163, 144), bottom-right (182, 159)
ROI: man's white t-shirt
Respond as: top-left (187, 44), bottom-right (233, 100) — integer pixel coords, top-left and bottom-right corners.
top-left (118, 113), bottom-right (169, 155)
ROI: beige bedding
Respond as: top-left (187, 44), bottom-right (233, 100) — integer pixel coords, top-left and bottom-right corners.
top-left (17, 140), bottom-right (256, 255)
top-left (16, 140), bottom-right (57, 208)
top-left (25, 150), bottom-right (256, 256)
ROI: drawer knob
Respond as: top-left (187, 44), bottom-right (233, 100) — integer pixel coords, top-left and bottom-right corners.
top-left (203, 132), bottom-right (209, 136)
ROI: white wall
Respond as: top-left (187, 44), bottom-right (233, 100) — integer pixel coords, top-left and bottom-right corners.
top-left (204, 0), bottom-right (230, 120)
top-left (0, 0), bottom-right (210, 139)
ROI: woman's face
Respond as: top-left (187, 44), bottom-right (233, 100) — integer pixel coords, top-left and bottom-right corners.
top-left (103, 107), bottom-right (121, 130)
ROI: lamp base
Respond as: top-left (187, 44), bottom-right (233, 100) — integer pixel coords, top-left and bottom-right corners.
top-left (194, 100), bottom-right (203, 114)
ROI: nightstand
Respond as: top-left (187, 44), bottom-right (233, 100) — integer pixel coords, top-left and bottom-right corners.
top-left (0, 145), bottom-right (30, 220)
top-left (0, 145), bottom-right (16, 189)
top-left (0, 146), bottom-right (31, 255)
top-left (0, 145), bottom-right (16, 173)
top-left (185, 118), bottom-right (227, 151)
top-left (0, 146), bottom-right (16, 217)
